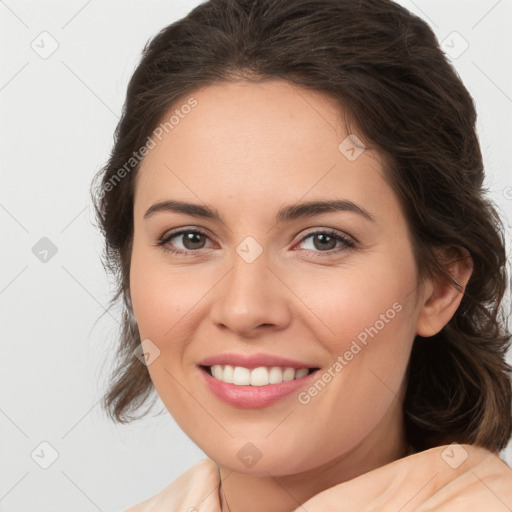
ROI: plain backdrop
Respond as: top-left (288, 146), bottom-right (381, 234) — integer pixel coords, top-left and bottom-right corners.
top-left (1, 0), bottom-right (511, 511)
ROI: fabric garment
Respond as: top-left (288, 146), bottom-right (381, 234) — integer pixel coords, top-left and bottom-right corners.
top-left (125, 444), bottom-right (512, 512)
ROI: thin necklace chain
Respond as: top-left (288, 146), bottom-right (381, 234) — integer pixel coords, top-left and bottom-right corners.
top-left (217, 466), bottom-right (232, 512)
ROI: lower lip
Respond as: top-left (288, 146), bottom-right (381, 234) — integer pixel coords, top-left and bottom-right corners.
top-left (199, 366), bottom-right (319, 408)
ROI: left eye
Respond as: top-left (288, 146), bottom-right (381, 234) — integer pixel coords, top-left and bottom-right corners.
top-left (297, 230), bottom-right (355, 253)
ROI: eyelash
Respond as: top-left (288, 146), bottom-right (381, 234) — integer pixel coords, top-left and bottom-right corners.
top-left (155, 227), bottom-right (356, 257)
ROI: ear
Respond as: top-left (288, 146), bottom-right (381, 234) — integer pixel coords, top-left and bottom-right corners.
top-left (416, 247), bottom-right (474, 337)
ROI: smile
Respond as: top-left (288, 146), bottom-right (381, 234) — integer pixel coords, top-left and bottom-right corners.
top-left (204, 365), bottom-right (316, 386)
top-left (198, 364), bottom-right (321, 408)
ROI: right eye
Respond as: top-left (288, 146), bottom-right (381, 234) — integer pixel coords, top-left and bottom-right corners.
top-left (156, 228), bottom-right (214, 255)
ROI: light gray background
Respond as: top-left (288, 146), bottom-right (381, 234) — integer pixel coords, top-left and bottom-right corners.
top-left (1, 1), bottom-right (511, 511)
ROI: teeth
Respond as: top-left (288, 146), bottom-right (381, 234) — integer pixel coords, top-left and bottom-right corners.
top-left (223, 364), bottom-right (234, 383)
top-left (250, 367), bottom-right (268, 386)
top-left (295, 368), bottom-right (309, 379)
top-left (209, 365), bottom-right (311, 385)
top-left (233, 366), bottom-right (251, 385)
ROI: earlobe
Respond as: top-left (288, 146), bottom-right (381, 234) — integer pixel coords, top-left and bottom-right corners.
top-left (416, 247), bottom-right (473, 337)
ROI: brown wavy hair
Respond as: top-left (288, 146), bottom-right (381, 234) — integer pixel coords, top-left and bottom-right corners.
top-left (90, 0), bottom-right (512, 453)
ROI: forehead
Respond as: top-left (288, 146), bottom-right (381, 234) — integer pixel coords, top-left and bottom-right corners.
top-left (139, 79), bottom-right (349, 171)
top-left (134, 79), bottom-right (394, 220)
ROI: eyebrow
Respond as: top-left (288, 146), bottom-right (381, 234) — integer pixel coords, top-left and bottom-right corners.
top-left (143, 199), bottom-right (376, 223)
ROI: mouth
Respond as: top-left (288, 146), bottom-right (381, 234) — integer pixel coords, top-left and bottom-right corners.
top-left (197, 352), bottom-right (322, 407)
top-left (200, 364), bottom-right (319, 386)
top-left (198, 363), bottom-right (321, 408)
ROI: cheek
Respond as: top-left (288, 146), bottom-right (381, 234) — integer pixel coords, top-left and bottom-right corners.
top-left (292, 256), bottom-right (418, 412)
top-left (293, 286), bottom-right (414, 452)
top-left (129, 243), bottom-right (204, 338)
top-left (128, 244), bottom-right (217, 406)
top-left (128, 246), bottom-right (203, 420)
top-left (291, 258), bottom-right (416, 352)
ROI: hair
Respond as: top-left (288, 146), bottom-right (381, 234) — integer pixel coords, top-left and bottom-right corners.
top-left (90, 0), bottom-right (512, 453)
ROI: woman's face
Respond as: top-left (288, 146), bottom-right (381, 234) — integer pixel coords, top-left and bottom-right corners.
top-left (130, 79), bottom-right (426, 476)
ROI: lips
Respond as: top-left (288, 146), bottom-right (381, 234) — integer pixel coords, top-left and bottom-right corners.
top-left (198, 352), bottom-right (317, 369)
top-left (197, 352), bottom-right (321, 408)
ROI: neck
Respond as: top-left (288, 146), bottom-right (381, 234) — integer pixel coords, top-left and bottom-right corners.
top-left (218, 416), bottom-right (409, 512)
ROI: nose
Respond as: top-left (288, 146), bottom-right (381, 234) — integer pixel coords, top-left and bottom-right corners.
top-left (209, 246), bottom-right (292, 338)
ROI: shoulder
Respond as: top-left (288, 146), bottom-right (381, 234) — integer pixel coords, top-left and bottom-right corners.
top-left (389, 444), bottom-right (512, 509)
top-left (124, 458), bottom-right (220, 512)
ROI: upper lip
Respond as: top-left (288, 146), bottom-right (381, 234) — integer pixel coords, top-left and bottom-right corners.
top-left (199, 352), bottom-right (318, 369)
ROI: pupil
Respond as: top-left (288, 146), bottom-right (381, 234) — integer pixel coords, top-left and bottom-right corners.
top-left (314, 233), bottom-right (335, 250)
top-left (184, 232), bottom-right (204, 249)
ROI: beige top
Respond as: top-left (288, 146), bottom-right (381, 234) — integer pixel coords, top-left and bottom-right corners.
top-left (125, 444), bottom-right (512, 511)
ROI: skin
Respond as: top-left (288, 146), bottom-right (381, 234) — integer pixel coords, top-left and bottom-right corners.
top-left (129, 79), bottom-right (473, 512)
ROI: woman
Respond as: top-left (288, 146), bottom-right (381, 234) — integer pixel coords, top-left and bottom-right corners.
top-left (91, 0), bottom-right (512, 510)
